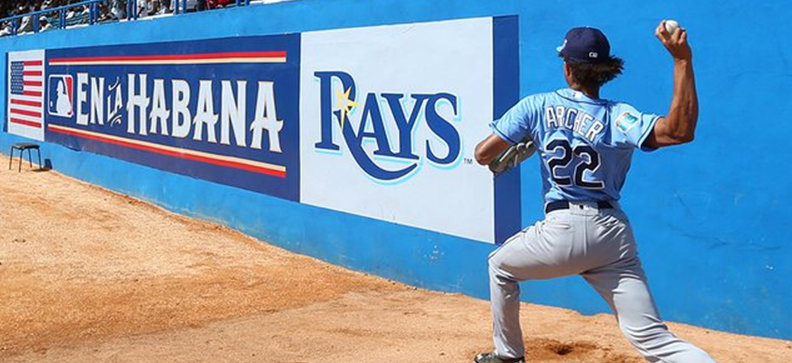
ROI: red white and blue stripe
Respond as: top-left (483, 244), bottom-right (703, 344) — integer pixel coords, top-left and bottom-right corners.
top-left (8, 59), bottom-right (44, 129)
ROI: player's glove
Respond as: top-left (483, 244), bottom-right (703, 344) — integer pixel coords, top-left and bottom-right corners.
top-left (488, 138), bottom-right (536, 174)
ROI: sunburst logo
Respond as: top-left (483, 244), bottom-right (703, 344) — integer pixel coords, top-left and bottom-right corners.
top-left (334, 86), bottom-right (358, 129)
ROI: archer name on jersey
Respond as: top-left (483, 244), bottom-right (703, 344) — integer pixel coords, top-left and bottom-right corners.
top-left (491, 88), bottom-right (661, 203)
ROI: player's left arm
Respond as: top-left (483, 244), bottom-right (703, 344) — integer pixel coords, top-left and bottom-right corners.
top-left (644, 21), bottom-right (698, 148)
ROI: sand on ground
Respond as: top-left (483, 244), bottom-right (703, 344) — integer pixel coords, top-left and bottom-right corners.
top-left (0, 158), bottom-right (790, 362)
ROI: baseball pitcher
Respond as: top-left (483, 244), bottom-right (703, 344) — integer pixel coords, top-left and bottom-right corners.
top-left (473, 22), bottom-right (716, 363)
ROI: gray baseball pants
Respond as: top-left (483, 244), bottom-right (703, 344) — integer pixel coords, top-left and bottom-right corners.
top-left (488, 201), bottom-right (715, 362)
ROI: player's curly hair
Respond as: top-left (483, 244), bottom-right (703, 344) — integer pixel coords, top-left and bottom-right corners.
top-left (559, 53), bottom-right (624, 89)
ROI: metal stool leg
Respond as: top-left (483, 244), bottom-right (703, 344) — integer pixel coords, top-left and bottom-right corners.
top-left (8, 147), bottom-right (13, 170)
top-left (18, 149), bottom-right (22, 172)
top-left (37, 149), bottom-right (41, 169)
top-left (27, 148), bottom-right (33, 168)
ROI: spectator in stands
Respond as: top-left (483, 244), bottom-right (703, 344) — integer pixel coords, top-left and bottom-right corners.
top-left (97, 1), bottom-right (112, 22)
top-left (139, 0), bottom-right (175, 17)
top-left (169, 0), bottom-right (201, 13)
top-left (39, 15), bottom-right (53, 31)
top-left (207, 0), bottom-right (232, 9)
top-left (17, 7), bottom-right (34, 33)
top-left (109, 0), bottom-right (126, 20)
top-left (136, 0), bottom-right (152, 17)
top-left (0, 23), bottom-right (12, 36)
top-left (158, 0), bottom-right (172, 14)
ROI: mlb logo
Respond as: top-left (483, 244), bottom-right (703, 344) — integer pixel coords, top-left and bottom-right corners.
top-left (48, 75), bottom-right (74, 118)
top-left (615, 112), bottom-right (639, 134)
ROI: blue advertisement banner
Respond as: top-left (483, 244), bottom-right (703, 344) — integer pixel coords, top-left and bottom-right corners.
top-left (43, 34), bottom-right (301, 201)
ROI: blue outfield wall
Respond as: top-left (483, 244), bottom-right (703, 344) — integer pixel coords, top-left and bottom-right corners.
top-left (1, 0), bottom-right (790, 340)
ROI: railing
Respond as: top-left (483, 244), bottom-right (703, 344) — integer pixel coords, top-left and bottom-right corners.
top-left (0, 0), bottom-right (254, 37)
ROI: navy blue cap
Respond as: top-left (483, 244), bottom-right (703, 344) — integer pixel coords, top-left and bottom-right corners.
top-left (557, 27), bottom-right (611, 63)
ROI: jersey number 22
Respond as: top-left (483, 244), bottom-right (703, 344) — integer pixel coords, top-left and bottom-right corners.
top-left (546, 139), bottom-right (605, 189)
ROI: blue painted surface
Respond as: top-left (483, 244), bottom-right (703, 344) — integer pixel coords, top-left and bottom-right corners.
top-left (1, 0), bottom-right (791, 340)
top-left (492, 15), bottom-right (522, 244)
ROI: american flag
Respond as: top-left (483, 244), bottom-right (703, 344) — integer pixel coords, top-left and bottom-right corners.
top-left (8, 58), bottom-right (44, 129)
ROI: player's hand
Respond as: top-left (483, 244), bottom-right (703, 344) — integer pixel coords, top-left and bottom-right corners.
top-left (655, 21), bottom-right (692, 61)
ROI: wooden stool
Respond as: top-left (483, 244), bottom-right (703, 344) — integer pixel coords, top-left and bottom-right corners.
top-left (8, 143), bottom-right (41, 172)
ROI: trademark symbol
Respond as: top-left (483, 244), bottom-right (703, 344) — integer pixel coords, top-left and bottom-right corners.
top-left (464, 158), bottom-right (474, 165)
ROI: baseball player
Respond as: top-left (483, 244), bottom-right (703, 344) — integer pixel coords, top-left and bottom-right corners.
top-left (472, 23), bottom-right (716, 363)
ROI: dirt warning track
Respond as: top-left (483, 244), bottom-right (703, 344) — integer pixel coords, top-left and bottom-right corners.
top-left (1, 160), bottom-right (790, 362)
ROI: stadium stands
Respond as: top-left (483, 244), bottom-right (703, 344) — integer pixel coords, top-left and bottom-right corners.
top-left (0, 0), bottom-right (286, 36)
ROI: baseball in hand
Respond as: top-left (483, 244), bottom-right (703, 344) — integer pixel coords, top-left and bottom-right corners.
top-left (664, 19), bottom-right (680, 34)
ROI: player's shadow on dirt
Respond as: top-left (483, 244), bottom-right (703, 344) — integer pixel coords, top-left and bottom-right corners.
top-left (472, 337), bottom-right (642, 362)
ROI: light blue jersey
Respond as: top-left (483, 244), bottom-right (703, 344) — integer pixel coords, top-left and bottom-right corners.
top-left (492, 88), bottom-right (660, 203)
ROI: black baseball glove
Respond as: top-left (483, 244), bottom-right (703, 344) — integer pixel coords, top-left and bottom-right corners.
top-left (488, 138), bottom-right (536, 174)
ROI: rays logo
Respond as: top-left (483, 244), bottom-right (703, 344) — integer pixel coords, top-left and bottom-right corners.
top-left (313, 71), bottom-right (461, 182)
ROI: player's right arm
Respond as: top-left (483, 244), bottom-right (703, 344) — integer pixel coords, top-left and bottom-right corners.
top-left (644, 21), bottom-right (698, 149)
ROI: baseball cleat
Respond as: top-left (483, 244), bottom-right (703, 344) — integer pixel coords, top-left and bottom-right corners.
top-left (473, 352), bottom-right (525, 363)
